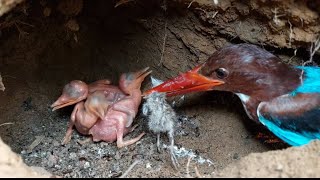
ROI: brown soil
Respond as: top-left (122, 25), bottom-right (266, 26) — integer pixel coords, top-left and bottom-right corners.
top-left (215, 140), bottom-right (320, 178)
top-left (0, 0), bottom-right (319, 178)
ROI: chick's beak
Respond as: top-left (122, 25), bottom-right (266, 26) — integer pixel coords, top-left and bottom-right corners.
top-left (51, 96), bottom-right (79, 111)
top-left (51, 81), bottom-right (89, 111)
top-left (143, 64), bottom-right (224, 96)
top-left (135, 67), bottom-right (152, 82)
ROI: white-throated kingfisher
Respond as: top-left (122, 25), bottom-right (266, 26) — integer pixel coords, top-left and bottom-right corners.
top-left (144, 43), bottom-right (320, 147)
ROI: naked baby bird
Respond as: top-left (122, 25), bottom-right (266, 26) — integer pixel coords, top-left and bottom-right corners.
top-left (51, 79), bottom-right (126, 144)
top-left (142, 92), bottom-right (179, 169)
top-left (88, 67), bottom-right (152, 148)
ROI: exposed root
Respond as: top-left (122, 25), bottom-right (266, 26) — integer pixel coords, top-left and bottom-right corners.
top-left (271, 8), bottom-right (285, 26)
top-left (0, 73), bottom-right (5, 91)
top-left (212, 11), bottom-right (218, 18)
top-left (1, 75), bottom-right (16, 79)
top-left (119, 159), bottom-right (141, 178)
top-left (0, 16), bottom-right (34, 39)
top-left (158, 20), bottom-right (167, 66)
top-left (304, 36), bottom-right (320, 66)
top-left (194, 7), bottom-right (207, 16)
top-left (194, 7), bottom-right (217, 19)
top-left (0, 122), bottom-right (14, 127)
top-left (300, 36), bottom-right (320, 82)
top-left (114, 0), bottom-right (134, 8)
top-left (288, 49), bottom-right (298, 64)
top-left (187, 0), bottom-right (196, 8)
top-left (158, 0), bottom-right (167, 66)
top-left (288, 20), bottom-right (293, 47)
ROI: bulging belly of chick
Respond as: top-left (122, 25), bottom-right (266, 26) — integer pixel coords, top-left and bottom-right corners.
top-left (89, 113), bottom-right (131, 143)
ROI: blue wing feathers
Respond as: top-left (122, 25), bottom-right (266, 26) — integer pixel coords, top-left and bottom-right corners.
top-left (258, 66), bottom-right (320, 146)
top-left (259, 115), bottom-right (320, 146)
top-left (259, 109), bottom-right (320, 146)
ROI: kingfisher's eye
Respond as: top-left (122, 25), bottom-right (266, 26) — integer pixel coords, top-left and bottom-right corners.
top-left (214, 68), bottom-right (229, 79)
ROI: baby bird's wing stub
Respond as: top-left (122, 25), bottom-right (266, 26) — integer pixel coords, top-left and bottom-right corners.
top-left (84, 91), bottom-right (111, 119)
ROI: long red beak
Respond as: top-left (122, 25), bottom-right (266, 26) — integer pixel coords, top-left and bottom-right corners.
top-left (143, 64), bottom-right (224, 97)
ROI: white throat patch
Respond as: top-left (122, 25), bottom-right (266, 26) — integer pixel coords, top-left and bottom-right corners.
top-left (236, 93), bottom-right (250, 103)
top-left (235, 93), bottom-right (253, 119)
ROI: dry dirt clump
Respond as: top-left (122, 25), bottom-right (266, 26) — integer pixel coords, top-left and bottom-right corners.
top-left (214, 140), bottom-right (320, 178)
top-left (0, 137), bottom-right (53, 178)
top-left (0, 0), bottom-right (24, 17)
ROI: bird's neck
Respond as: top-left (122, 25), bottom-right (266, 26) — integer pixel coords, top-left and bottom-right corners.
top-left (244, 66), bottom-right (302, 102)
top-left (126, 89), bottom-right (143, 105)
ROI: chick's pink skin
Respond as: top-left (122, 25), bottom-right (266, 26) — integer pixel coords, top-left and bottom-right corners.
top-left (51, 79), bottom-right (126, 144)
top-left (89, 94), bottom-right (144, 147)
top-left (89, 67), bottom-right (151, 148)
top-left (63, 86), bottom-right (126, 144)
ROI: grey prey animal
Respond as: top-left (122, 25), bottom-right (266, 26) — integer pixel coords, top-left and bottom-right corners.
top-left (142, 92), bottom-right (179, 169)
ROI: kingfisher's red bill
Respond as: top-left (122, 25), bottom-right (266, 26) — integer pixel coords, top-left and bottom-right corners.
top-left (143, 64), bottom-right (224, 96)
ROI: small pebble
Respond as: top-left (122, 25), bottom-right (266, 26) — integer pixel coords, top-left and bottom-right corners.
top-left (110, 163), bottom-right (120, 172)
top-left (52, 140), bottom-right (60, 147)
top-left (275, 164), bottom-right (283, 171)
top-left (146, 162), bottom-right (152, 169)
top-left (47, 155), bottom-right (57, 167)
top-left (21, 150), bottom-right (27, 155)
top-left (54, 164), bottom-right (61, 169)
top-left (84, 162), bottom-right (90, 169)
top-left (114, 151), bottom-right (121, 160)
top-left (40, 152), bottom-right (47, 158)
top-left (100, 142), bottom-right (109, 147)
top-left (69, 152), bottom-right (77, 160)
top-left (80, 150), bottom-right (86, 155)
top-left (65, 19), bottom-right (80, 32)
top-left (233, 153), bottom-right (239, 160)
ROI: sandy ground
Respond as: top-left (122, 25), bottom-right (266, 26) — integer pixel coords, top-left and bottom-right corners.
top-left (215, 140), bottom-right (320, 178)
top-left (0, 137), bottom-right (53, 178)
top-left (0, 0), bottom-right (319, 178)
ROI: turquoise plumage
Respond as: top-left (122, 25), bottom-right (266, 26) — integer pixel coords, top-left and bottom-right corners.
top-left (292, 66), bottom-right (320, 94)
top-left (258, 66), bottom-right (320, 146)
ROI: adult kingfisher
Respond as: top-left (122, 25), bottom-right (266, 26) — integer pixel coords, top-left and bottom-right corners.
top-left (144, 43), bottom-right (320, 147)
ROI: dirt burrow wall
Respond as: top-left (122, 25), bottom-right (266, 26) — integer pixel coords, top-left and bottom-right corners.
top-left (1, 0), bottom-right (320, 61)
top-left (178, 0), bottom-right (320, 50)
top-left (137, 0), bottom-right (320, 75)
